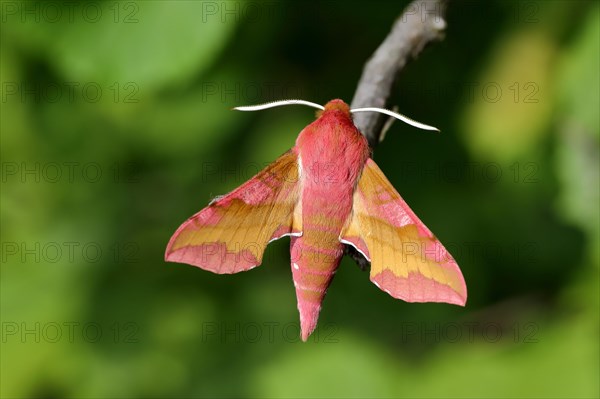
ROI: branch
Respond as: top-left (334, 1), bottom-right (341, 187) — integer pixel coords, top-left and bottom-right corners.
top-left (350, 0), bottom-right (448, 148)
top-left (345, 0), bottom-right (448, 269)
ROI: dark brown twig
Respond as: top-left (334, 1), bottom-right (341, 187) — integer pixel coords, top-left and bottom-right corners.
top-left (350, 0), bottom-right (448, 148)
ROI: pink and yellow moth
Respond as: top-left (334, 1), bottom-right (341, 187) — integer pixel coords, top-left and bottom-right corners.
top-left (165, 99), bottom-right (467, 341)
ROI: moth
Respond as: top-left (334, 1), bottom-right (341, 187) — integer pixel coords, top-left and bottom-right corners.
top-left (165, 99), bottom-right (467, 341)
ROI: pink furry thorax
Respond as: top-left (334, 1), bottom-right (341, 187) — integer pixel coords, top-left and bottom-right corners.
top-left (291, 99), bottom-right (369, 341)
top-left (296, 99), bottom-right (369, 192)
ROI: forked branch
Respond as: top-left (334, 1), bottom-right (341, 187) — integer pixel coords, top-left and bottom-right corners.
top-left (350, 0), bottom-right (448, 147)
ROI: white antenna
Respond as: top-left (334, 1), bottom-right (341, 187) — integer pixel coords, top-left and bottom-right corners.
top-left (234, 99), bottom-right (324, 112)
top-left (351, 107), bottom-right (440, 132)
top-left (233, 99), bottom-right (440, 132)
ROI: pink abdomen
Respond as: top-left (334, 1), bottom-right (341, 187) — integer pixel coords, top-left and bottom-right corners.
top-left (290, 191), bottom-right (351, 341)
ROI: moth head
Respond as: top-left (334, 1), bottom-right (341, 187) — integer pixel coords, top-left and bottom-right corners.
top-left (234, 99), bottom-right (439, 132)
top-left (322, 99), bottom-right (351, 114)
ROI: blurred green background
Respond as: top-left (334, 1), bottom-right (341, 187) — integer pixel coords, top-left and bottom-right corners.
top-left (1, 0), bottom-right (598, 397)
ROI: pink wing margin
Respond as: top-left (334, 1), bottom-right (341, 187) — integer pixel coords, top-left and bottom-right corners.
top-left (341, 158), bottom-right (467, 305)
top-left (165, 150), bottom-right (301, 274)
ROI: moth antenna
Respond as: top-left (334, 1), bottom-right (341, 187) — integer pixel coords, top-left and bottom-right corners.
top-left (351, 107), bottom-right (440, 132)
top-left (234, 99), bottom-right (324, 112)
